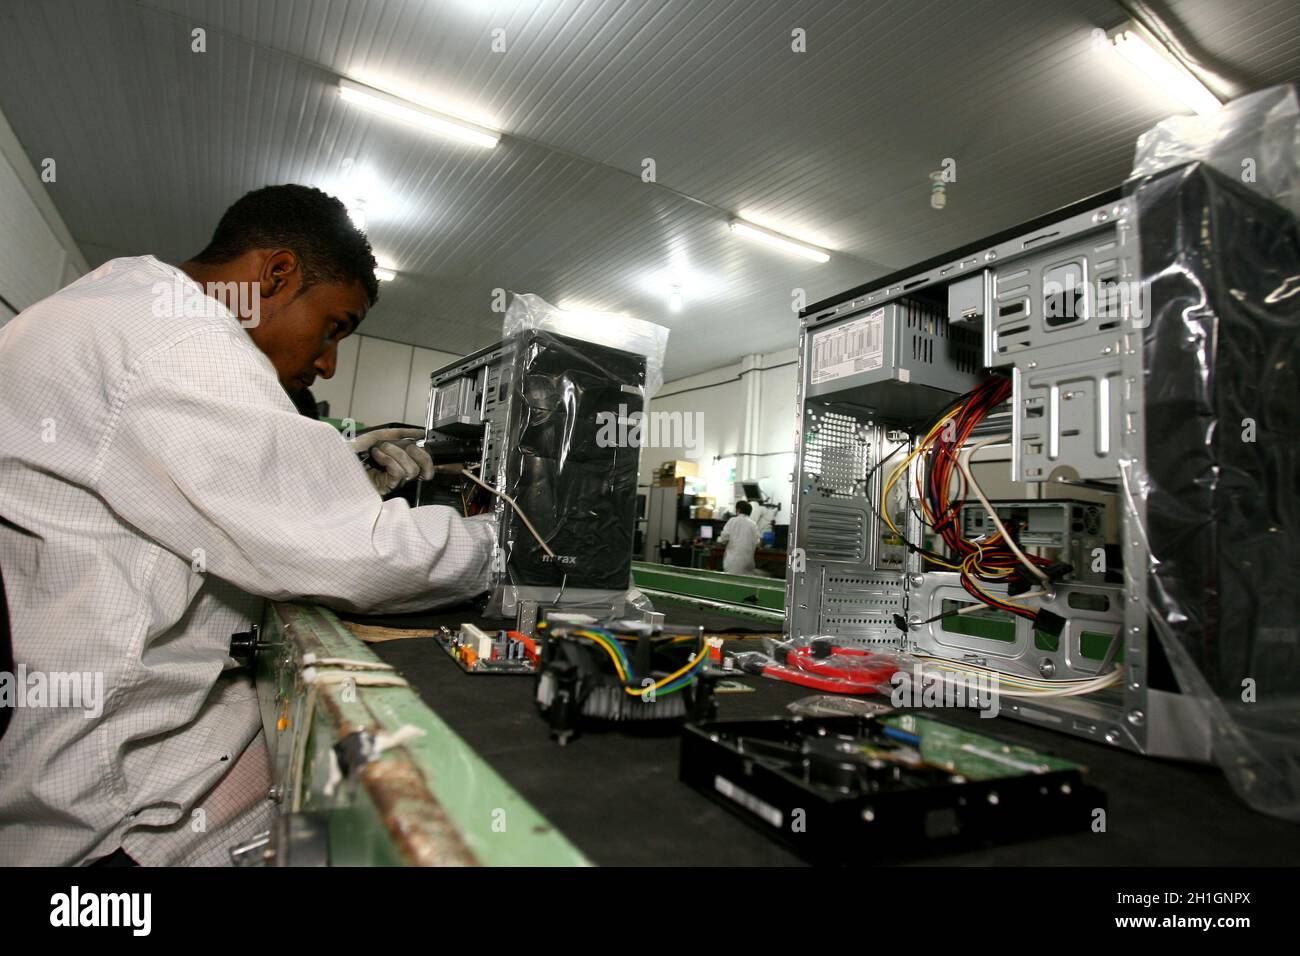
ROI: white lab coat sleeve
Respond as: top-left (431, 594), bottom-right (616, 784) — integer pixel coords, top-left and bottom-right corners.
top-left (718, 517), bottom-right (736, 545)
top-left (91, 327), bottom-right (493, 613)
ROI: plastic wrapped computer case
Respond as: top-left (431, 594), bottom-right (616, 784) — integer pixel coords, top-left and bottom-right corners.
top-left (1122, 83), bottom-right (1300, 820)
top-left (485, 295), bottom-right (668, 620)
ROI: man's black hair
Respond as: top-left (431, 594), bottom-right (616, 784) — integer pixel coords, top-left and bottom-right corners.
top-left (737, 500), bottom-right (752, 515)
top-left (191, 184), bottom-right (379, 305)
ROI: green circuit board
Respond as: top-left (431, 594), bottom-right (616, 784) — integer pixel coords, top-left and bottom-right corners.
top-left (882, 713), bottom-right (1084, 780)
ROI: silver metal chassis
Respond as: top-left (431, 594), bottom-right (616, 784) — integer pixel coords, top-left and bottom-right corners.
top-left (785, 191), bottom-right (1213, 762)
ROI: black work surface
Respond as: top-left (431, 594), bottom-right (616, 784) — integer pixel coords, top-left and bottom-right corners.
top-left (353, 606), bottom-right (1300, 866)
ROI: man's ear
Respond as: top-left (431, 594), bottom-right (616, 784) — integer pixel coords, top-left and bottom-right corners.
top-left (259, 250), bottom-right (302, 300)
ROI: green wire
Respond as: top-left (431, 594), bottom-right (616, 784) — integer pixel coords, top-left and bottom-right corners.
top-left (571, 628), bottom-right (709, 696)
top-left (656, 644), bottom-right (710, 696)
top-left (573, 629), bottom-right (634, 679)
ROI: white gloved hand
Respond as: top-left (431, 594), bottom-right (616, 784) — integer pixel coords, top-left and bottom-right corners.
top-left (350, 427), bottom-right (435, 495)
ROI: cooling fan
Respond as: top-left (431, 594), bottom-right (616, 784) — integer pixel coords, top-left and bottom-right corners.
top-left (534, 612), bottom-right (721, 744)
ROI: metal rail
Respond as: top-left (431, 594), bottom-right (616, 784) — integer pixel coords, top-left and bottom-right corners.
top-left (257, 602), bottom-right (591, 866)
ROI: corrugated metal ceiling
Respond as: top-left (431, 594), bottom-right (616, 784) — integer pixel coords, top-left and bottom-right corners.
top-left (0, 0), bottom-right (1294, 378)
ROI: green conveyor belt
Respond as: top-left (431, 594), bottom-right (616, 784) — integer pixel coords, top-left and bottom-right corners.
top-left (631, 561), bottom-right (785, 624)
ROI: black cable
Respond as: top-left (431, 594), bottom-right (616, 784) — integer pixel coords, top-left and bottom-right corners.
top-left (918, 606), bottom-right (963, 626)
top-left (654, 360), bottom-right (799, 401)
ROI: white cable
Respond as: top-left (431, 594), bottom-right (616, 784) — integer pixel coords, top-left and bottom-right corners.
top-left (913, 655), bottom-right (1123, 697)
top-left (373, 724), bottom-right (426, 754)
top-left (460, 469), bottom-right (557, 559)
top-left (950, 590), bottom-right (1047, 617)
top-left (958, 435), bottom-right (1051, 586)
top-left (301, 667), bottom-right (410, 689)
top-left (981, 669), bottom-right (1122, 698)
top-left (922, 665), bottom-right (1121, 698)
top-left (301, 653), bottom-right (394, 670)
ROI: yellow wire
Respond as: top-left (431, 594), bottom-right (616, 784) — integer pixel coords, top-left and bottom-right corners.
top-left (571, 631), bottom-right (707, 692)
top-left (623, 639), bottom-right (708, 698)
top-left (960, 553), bottom-right (1038, 613)
top-left (882, 405), bottom-right (1034, 578)
top-left (881, 393), bottom-right (1046, 616)
top-left (572, 630), bottom-right (630, 682)
top-left (881, 408), bottom-right (959, 536)
top-left (879, 425), bottom-right (963, 570)
top-left (882, 446), bottom-right (925, 534)
top-left (962, 533), bottom-right (1012, 578)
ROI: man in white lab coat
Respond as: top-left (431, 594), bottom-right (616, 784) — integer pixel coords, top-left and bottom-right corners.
top-left (0, 185), bottom-right (493, 866)
top-left (718, 501), bottom-right (760, 576)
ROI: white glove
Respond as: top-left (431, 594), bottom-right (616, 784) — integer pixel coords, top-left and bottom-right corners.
top-left (351, 427), bottom-right (435, 495)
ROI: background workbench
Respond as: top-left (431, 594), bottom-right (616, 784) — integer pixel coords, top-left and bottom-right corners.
top-left (340, 603), bottom-right (1300, 866)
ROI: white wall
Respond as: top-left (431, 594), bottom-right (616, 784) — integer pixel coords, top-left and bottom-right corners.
top-left (639, 348), bottom-right (799, 524)
top-left (311, 332), bottom-right (460, 426)
top-left (752, 349), bottom-right (799, 522)
top-left (350, 336), bottom-right (413, 426)
top-left (406, 345), bottom-right (463, 422)
top-left (0, 104), bottom-right (88, 324)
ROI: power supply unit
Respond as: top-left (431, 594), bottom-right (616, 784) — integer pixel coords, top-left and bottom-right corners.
top-left (806, 297), bottom-right (982, 424)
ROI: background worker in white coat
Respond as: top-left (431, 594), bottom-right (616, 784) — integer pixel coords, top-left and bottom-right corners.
top-left (718, 500), bottom-right (760, 576)
top-left (0, 185), bottom-right (494, 867)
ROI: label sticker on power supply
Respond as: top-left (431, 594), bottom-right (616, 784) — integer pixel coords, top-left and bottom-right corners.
top-left (810, 308), bottom-right (884, 385)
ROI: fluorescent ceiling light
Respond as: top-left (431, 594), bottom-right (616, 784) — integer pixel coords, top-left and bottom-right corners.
top-left (729, 219), bottom-right (830, 263)
top-left (669, 286), bottom-right (683, 312)
top-left (374, 267), bottom-right (397, 282)
top-left (338, 78), bottom-right (500, 148)
top-left (1109, 23), bottom-right (1222, 116)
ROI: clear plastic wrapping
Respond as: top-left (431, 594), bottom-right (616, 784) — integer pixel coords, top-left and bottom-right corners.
top-left (485, 294), bottom-right (669, 619)
top-left (1123, 85), bottom-right (1300, 820)
top-left (1130, 83), bottom-right (1300, 218)
top-left (502, 293), bottom-right (670, 398)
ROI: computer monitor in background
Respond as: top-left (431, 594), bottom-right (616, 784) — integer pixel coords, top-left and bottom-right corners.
top-left (699, 525), bottom-right (713, 540)
top-left (734, 480), bottom-right (762, 502)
